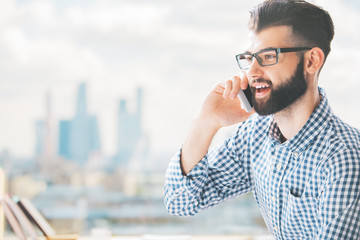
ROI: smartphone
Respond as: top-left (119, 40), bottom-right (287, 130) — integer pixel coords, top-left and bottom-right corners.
top-left (238, 85), bottom-right (253, 112)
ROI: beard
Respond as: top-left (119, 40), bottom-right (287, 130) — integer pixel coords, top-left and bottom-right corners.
top-left (252, 57), bottom-right (307, 116)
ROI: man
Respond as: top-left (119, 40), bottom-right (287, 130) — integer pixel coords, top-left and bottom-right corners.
top-left (164, 0), bottom-right (360, 239)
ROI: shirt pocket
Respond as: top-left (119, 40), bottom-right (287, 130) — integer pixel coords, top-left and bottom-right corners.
top-left (281, 189), bottom-right (318, 239)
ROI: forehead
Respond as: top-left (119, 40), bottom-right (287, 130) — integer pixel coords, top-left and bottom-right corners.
top-left (246, 26), bottom-right (294, 52)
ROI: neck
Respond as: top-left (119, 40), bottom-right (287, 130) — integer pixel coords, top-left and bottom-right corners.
top-left (273, 86), bottom-right (320, 142)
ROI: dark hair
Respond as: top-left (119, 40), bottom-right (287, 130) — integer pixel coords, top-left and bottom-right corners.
top-left (249, 0), bottom-right (334, 61)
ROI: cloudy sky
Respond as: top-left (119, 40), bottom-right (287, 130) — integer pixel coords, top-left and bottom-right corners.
top-left (0, 0), bottom-right (359, 158)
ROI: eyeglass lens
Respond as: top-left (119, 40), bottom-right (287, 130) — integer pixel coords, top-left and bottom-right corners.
top-left (237, 49), bottom-right (278, 69)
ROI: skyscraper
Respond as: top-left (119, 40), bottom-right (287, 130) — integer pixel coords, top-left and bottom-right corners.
top-left (58, 83), bottom-right (101, 166)
top-left (116, 87), bottom-right (145, 168)
top-left (35, 92), bottom-right (56, 158)
top-left (35, 120), bottom-right (46, 156)
top-left (58, 120), bottom-right (72, 160)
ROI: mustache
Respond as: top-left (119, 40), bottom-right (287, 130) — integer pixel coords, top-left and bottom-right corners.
top-left (250, 78), bottom-right (273, 87)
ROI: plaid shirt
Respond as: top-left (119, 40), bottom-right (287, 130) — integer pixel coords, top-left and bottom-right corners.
top-left (165, 88), bottom-right (360, 240)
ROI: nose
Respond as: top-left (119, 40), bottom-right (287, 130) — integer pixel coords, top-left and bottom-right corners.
top-left (246, 56), bottom-right (263, 80)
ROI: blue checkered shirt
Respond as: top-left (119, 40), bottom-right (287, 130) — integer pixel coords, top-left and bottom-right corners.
top-left (165, 88), bottom-right (360, 239)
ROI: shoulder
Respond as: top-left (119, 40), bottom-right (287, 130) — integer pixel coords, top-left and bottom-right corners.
top-left (321, 115), bottom-right (360, 182)
top-left (329, 115), bottom-right (360, 150)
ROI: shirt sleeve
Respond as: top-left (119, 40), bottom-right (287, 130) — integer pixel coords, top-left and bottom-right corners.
top-left (164, 121), bottom-right (253, 216)
top-left (315, 148), bottom-right (360, 240)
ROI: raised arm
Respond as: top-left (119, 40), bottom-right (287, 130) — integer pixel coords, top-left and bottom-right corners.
top-left (181, 74), bottom-right (253, 174)
top-left (165, 74), bottom-right (255, 216)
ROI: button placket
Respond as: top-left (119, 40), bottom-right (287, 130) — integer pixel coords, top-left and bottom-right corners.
top-left (273, 146), bottom-right (292, 240)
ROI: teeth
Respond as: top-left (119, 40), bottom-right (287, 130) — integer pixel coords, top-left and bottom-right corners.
top-left (255, 85), bottom-right (268, 89)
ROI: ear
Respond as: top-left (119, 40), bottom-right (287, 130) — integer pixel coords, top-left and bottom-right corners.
top-left (304, 47), bottom-right (325, 74)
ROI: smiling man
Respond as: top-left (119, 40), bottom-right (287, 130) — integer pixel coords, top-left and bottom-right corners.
top-left (164, 0), bottom-right (360, 239)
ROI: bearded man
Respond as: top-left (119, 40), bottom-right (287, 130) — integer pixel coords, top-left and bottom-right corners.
top-left (164, 0), bottom-right (360, 239)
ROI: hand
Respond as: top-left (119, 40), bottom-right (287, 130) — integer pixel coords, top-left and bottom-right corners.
top-left (196, 73), bottom-right (255, 130)
top-left (181, 73), bottom-right (254, 174)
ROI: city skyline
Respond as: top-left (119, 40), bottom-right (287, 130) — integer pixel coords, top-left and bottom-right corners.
top-left (0, 0), bottom-right (360, 158)
top-left (58, 83), bottom-right (101, 165)
top-left (35, 82), bottom-right (147, 167)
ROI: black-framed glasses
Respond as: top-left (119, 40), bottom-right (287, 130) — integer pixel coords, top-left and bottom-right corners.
top-left (235, 47), bottom-right (311, 70)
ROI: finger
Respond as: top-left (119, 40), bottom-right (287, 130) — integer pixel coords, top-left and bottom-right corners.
top-left (214, 83), bottom-right (225, 94)
top-left (223, 80), bottom-right (233, 98)
top-left (239, 71), bottom-right (249, 90)
top-left (230, 75), bottom-right (241, 99)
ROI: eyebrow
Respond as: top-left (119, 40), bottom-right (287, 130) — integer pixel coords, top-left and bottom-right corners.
top-left (244, 47), bottom-right (276, 54)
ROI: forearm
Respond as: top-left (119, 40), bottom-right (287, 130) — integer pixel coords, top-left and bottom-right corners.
top-left (164, 150), bottom-right (210, 216)
top-left (181, 116), bottom-right (219, 175)
top-left (165, 144), bottom-right (250, 216)
top-left (164, 118), bottom-right (254, 216)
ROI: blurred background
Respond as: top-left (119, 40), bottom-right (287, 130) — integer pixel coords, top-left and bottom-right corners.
top-left (0, 0), bottom-right (359, 237)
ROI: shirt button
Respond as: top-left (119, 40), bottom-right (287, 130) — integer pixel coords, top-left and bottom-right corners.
top-left (271, 196), bottom-right (276, 202)
top-left (293, 151), bottom-right (299, 158)
top-left (274, 225), bottom-right (278, 231)
top-left (276, 163), bottom-right (282, 170)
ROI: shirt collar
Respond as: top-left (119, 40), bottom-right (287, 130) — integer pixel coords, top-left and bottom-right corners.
top-left (268, 87), bottom-right (333, 153)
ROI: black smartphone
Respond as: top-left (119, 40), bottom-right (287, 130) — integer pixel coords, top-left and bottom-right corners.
top-left (238, 85), bottom-right (253, 112)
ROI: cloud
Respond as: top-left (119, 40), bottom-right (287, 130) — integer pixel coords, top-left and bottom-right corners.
top-left (63, 2), bottom-right (170, 35)
top-left (0, 0), bottom-right (359, 157)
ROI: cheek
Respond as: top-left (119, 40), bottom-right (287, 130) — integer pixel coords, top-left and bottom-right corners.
top-left (265, 71), bottom-right (285, 85)
top-left (267, 63), bottom-right (298, 85)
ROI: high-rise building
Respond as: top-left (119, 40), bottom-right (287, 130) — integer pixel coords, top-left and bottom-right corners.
top-left (35, 92), bottom-right (56, 158)
top-left (58, 83), bottom-right (101, 166)
top-left (35, 120), bottom-right (46, 156)
top-left (116, 87), bottom-right (145, 168)
top-left (58, 120), bottom-right (72, 160)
